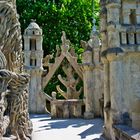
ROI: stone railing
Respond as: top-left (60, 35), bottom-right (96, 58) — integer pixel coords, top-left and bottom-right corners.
top-left (51, 99), bottom-right (84, 118)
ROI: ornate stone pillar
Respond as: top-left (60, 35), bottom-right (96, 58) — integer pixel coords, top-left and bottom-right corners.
top-left (100, 1), bottom-right (107, 52)
top-left (101, 58), bottom-right (111, 138)
top-left (23, 21), bottom-right (45, 113)
top-left (82, 50), bottom-right (94, 119)
top-left (106, 2), bottom-right (121, 48)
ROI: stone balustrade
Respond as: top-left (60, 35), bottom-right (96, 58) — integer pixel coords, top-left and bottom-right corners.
top-left (120, 26), bottom-right (140, 46)
top-left (51, 99), bottom-right (84, 118)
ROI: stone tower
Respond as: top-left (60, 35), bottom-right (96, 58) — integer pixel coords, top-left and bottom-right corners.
top-left (100, 0), bottom-right (140, 139)
top-left (23, 21), bottom-right (45, 113)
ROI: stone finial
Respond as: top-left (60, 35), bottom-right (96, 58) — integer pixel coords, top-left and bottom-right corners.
top-left (43, 54), bottom-right (53, 67)
top-left (24, 20), bottom-right (42, 36)
top-left (81, 40), bottom-right (93, 51)
top-left (89, 32), bottom-right (100, 48)
top-left (61, 31), bottom-right (70, 52)
top-left (52, 92), bottom-right (57, 100)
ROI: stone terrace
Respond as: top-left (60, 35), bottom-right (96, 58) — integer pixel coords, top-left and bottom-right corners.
top-left (31, 114), bottom-right (105, 140)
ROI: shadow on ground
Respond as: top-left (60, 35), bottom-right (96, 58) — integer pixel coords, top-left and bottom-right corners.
top-left (30, 114), bottom-right (104, 140)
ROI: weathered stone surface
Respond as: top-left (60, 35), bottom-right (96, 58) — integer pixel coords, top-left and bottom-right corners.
top-left (51, 99), bottom-right (84, 118)
top-left (0, 69), bottom-right (32, 140)
top-left (101, 0), bottom-right (140, 139)
top-left (23, 21), bottom-right (46, 114)
top-left (0, 0), bottom-right (23, 72)
top-left (42, 32), bottom-right (83, 118)
top-left (0, 0), bottom-right (32, 139)
top-left (81, 31), bottom-right (103, 119)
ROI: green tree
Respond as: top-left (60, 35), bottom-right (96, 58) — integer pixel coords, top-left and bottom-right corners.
top-left (16, 0), bottom-right (100, 97)
top-left (16, 0), bottom-right (99, 55)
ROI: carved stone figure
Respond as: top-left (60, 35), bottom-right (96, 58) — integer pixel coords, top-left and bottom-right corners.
top-left (0, 0), bottom-right (32, 139)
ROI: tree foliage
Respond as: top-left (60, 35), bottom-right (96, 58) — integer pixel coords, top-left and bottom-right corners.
top-left (16, 0), bottom-right (100, 97)
top-left (16, 0), bottom-right (99, 55)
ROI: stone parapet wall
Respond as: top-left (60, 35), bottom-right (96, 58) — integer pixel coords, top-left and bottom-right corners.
top-left (51, 99), bottom-right (84, 118)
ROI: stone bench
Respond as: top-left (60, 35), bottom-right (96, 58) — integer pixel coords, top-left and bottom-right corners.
top-left (113, 125), bottom-right (140, 140)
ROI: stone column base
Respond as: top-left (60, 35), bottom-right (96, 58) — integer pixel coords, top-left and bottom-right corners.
top-left (84, 112), bottom-right (94, 119)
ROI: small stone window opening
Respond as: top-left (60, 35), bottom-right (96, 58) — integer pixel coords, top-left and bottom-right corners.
top-left (134, 33), bottom-right (137, 44)
top-left (126, 33), bottom-right (129, 44)
top-left (130, 9), bottom-right (137, 25)
top-left (35, 59), bottom-right (37, 66)
top-left (119, 33), bottom-right (122, 44)
top-left (30, 58), bottom-right (36, 66)
top-left (32, 31), bottom-right (35, 35)
top-left (30, 39), bottom-right (36, 50)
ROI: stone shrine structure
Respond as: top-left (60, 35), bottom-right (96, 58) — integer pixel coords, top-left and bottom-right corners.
top-left (23, 21), bottom-right (46, 113)
top-left (100, 0), bottom-right (140, 139)
top-left (0, 0), bottom-right (32, 139)
top-left (42, 31), bottom-right (84, 118)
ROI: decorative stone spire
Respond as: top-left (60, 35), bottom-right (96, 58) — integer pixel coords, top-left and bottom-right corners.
top-left (91, 0), bottom-right (97, 36)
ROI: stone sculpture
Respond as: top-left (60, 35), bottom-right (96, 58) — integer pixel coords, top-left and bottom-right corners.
top-left (0, 0), bottom-right (22, 72)
top-left (57, 63), bottom-right (82, 99)
top-left (0, 70), bottom-right (32, 140)
top-left (43, 31), bottom-right (83, 89)
top-left (43, 32), bottom-right (83, 118)
top-left (0, 0), bottom-right (32, 139)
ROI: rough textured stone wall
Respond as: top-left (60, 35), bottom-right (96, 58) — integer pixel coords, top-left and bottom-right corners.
top-left (0, 0), bottom-right (32, 139)
top-left (0, 0), bottom-right (23, 72)
top-left (100, 0), bottom-right (140, 139)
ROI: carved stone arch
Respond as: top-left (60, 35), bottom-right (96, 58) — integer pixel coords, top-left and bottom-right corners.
top-left (42, 31), bottom-right (83, 99)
